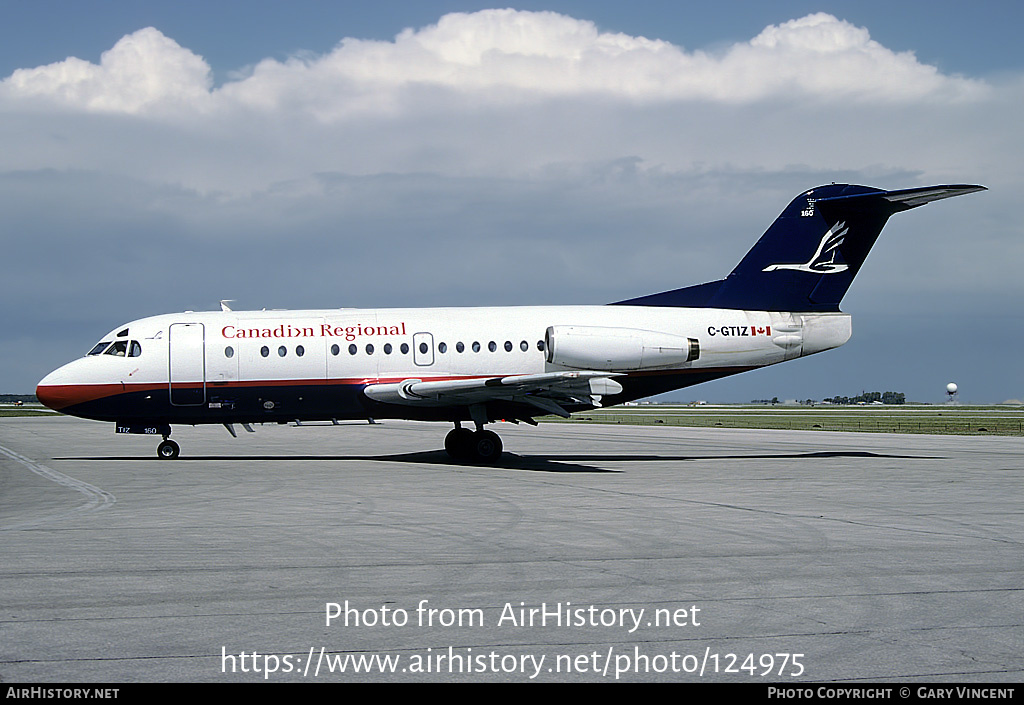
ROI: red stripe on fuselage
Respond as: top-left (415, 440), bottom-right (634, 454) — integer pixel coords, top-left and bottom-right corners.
top-left (37, 366), bottom-right (755, 413)
top-left (35, 382), bottom-right (161, 411)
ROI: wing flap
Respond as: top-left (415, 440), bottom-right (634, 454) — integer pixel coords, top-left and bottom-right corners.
top-left (363, 371), bottom-right (624, 416)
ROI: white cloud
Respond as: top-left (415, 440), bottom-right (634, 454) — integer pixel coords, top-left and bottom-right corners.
top-left (717, 13), bottom-right (985, 102)
top-left (0, 10), bottom-right (999, 192)
top-left (3, 27), bottom-right (212, 113)
top-left (1, 10), bottom-right (987, 120)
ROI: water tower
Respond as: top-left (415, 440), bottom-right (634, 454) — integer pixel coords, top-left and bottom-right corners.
top-left (946, 382), bottom-right (958, 404)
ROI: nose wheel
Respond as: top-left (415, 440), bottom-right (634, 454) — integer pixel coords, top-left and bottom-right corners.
top-left (157, 439), bottom-right (180, 459)
top-left (445, 426), bottom-right (503, 464)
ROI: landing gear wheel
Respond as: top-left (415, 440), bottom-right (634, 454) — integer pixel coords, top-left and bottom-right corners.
top-left (157, 439), bottom-right (180, 459)
top-left (445, 427), bottom-right (503, 463)
top-left (445, 428), bottom-right (475, 460)
top-left (471, 430), bottom-right (503, 464)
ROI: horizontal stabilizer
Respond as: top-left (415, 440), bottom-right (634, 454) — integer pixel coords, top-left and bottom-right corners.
top-left (847, 184), bottom-right (987, 210)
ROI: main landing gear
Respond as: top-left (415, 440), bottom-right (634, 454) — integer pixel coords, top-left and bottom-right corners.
top-left (445, 422), bottom-right (503, 464)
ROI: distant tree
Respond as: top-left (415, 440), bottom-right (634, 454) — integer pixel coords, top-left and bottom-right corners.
top-left (1, 394), bottom-right (37, 403)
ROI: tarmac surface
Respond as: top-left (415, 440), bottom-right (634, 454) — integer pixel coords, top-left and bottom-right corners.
top-left (1, 415), bottom-right (1021, 683)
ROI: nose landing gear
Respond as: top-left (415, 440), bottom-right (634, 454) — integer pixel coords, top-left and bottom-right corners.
top-left (157, 437), bottom-right (179, 459)
top-left (116, 423), bottom-right (179, 459)
top-left (157, 438), bottom-right (180, 459)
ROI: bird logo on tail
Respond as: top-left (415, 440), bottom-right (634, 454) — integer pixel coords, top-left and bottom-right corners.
top-left (762, 221), bottom-right (850, 274)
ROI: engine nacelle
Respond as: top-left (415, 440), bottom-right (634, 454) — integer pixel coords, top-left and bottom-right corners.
top-left (545, 326), bottom-right (699, 371)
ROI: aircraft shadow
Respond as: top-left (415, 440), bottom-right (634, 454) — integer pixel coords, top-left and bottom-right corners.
top-left (54, 449), bottom-right (937, 474)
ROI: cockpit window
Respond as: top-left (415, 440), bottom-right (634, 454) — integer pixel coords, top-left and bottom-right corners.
top-left (128, 341), bottom-right (142, 358)
top-left (116, 328), bottom-right (129, 338)
top-left (104, 341), bottom-right (128, 357)
top-left (88, 342), bottom-right (111, 356)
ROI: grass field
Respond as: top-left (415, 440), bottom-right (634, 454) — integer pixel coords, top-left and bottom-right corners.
top-left (0, 404), bottom-right (55, 417)
top-left (549, 404), bottom-right (1024, 436)
top-left (4, 403), bottom-right (1023, 436)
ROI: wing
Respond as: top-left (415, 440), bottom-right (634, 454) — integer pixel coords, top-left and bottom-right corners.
top-left (363, 371), bottom-right (624, 419)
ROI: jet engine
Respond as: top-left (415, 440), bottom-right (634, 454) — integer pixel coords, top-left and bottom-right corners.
top-left (545, 326), bottom-right (699, 371)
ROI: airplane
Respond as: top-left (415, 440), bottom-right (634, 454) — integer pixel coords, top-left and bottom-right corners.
top-left (36, 183), bottom-right (985, 463)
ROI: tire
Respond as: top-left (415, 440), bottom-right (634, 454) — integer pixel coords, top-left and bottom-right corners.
top-left (444, 428), bottom-right (475, 460)
top-left (472, 430), bottom-right (503, 464)
top-left (157, 439), bottom-right (180, 459)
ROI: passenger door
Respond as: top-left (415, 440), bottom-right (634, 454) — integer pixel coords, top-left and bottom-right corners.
top-left (168, 323), bottom-right (206, 406)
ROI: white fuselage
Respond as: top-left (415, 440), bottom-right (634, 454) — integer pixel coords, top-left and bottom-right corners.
top-left (37, 305), bottom-right (851, 426)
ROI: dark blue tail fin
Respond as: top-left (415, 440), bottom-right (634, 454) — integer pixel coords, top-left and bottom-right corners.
top-left (614, 183), bottom-right (985, 312)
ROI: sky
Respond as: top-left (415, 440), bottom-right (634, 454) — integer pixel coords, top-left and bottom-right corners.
top-left (2, 1), bottom-right (1022, 403)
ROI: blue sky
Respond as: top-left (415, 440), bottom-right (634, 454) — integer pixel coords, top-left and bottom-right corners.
top-left (2, 1), bottom-right (1022, 403)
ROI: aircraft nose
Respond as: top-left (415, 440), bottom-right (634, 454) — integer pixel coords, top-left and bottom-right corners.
top-left (36, 364), bottom-right (82, 412)
top-left (36, 376), bottom-right (69, 412)
top-left (36, 359), bottom-right (120, 417)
